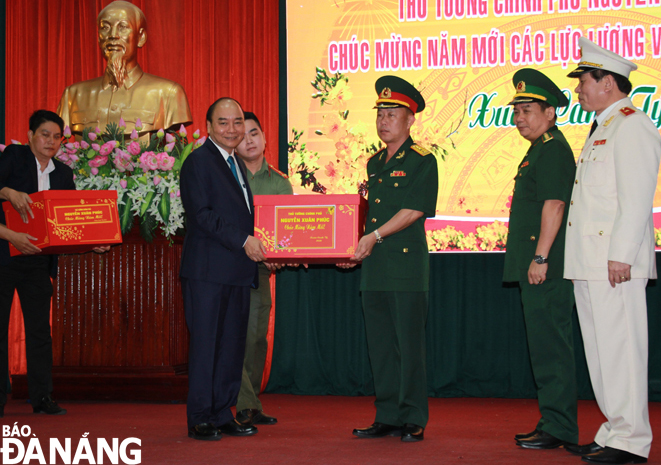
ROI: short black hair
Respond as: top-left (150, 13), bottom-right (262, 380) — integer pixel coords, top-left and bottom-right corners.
top-left (243, 111), bottom-right (263, 131)
top-left (589, 69), bottom-right (633, 95)
top-left (206, 97), bottom-right (243, 123)
top-left (29, 110), bottom-right (64, 134)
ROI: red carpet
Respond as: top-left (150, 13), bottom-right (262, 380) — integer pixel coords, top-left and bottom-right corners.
top-left (2, 395), bottom-right (659, 464)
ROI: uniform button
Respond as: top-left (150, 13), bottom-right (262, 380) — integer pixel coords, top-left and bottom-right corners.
top-left (575, 180), bottom-right (578, 184)
top-left (403, 248), bottom-right (408, 253)
top-left (530, 236), bottom-right (535, 241)
top-left (394, 183), bottom-right (398, 187)
top-left (518, 173), bottom-right (522, 177)
top-left (378, 179), bottom-right (382, 183)
top-left (568, 222), bottom-right (572, 226)
top-left (375, 199), bottom-right (381, 204)
top-left (509, 209), bottom-right (512, 213)
top-left (371, 218), bottom-right (377, 223)
top-left (570, 201), bottom-right (573, 205)
top-left (580, 159), bottom-right (584, 163)
top-left (599, 231), bottom-right (604, 236)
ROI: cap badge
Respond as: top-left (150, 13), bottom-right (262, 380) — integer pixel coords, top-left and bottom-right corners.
top-left (380, 87), bottom-right (392, 99)
top-left (516, 81), bottom-right (526, 92)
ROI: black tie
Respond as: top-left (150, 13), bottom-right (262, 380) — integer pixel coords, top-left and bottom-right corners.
top-left (589, 120), bottom-right (598, 137)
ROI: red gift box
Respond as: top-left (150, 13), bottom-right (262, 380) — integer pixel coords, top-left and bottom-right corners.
top-left (2, 190), bottom-right (123, 256)
top-left (253, 194), bottom-right (367, 264)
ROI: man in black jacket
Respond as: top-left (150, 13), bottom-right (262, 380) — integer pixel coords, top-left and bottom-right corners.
top-left (0, 110), bottom-right (74, 417)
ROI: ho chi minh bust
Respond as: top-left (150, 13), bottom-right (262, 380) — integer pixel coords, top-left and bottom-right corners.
top-left (57, 0), bottom-right (192, 135)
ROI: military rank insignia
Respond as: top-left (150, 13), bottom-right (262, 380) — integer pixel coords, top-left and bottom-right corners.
top-left (520, 161), bottom-right (529, 168)
top-left (541, 132), bottom-right (554, 143)
top-left (411, 144), bottom-right (431, 156)
top-left (620, 107), bottom-right (635, 116)
top-left (391, 171), bottom-right (406, 177)
top-left (593, 140), bottom-right (606, 146)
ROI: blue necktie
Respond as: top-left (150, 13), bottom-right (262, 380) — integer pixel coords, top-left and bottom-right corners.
top-left (227, 155), bottom-right (241, 186)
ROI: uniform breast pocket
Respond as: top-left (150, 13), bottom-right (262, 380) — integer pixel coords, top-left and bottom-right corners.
top-left (71, 110), bottom-right (100, 131)
top-left (384, 174), bottom-right (411, 190)
top-left (581, 146), bottom-right (610, 186)
top-left (121, 109), bottom-right (156, 129)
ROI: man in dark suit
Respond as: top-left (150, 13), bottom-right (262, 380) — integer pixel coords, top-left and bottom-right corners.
top-left (180, 97), bottom-right (267, 441)
top-left (0, 110), bottom-right (75, 418)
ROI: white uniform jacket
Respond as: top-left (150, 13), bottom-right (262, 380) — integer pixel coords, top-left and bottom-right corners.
top-left (564, 97), bottom-right (661, 280)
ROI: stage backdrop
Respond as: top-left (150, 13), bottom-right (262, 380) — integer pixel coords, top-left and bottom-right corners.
top-left (286, 0), bottom-right (661, 251)
top-left (4, 0), bottom-right (280, 379)
top-left (5, 0), bottom-right (280, 164)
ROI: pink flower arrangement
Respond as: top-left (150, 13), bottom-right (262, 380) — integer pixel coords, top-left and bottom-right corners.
top-left (88, 155), bottom-right (108, 168)
top-left (113, 149), bottom-right (134, 172)
top-left (99, 140), bottom-right (117, 156)
top-left (88, 132), bottom-right (97, 141)
top-left (92, 143), bottom-right (101, 151)
top-left (157, 152), bottom-right (176, 171)
top-left (127, 141), bottom-right (141, 156)
top-left (139, 151), bottom-right (160, 171)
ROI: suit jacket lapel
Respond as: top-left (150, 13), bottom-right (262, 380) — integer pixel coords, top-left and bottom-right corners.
top-left (203, 138), bottom-right (251, 212)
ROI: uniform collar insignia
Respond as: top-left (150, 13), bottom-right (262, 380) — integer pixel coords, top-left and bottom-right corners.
top-left (396, 150), bottom-right (405, 159)
top-left (603, 115), bottom-right (615, 127)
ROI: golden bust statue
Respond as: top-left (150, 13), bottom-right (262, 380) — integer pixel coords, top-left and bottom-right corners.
top-left (57, 1), bottom-right (192, 135)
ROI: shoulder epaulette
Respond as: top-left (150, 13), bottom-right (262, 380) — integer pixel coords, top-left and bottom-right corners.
top-left (620, 107), bottom-right (636, 116)
top-left (268, 163), bottom-right (288, 179)
top-left (411, 144), bottom-right (431, 156)
top-left (542, 132), bottom-right (554, 143)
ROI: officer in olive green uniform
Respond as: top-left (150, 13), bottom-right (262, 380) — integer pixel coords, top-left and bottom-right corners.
top-left (351, 76), bottom-right (438, 443)
top-left (235, 112), bottom-right (293, 426)
top-left (503, 69), bottom-right (578, 450)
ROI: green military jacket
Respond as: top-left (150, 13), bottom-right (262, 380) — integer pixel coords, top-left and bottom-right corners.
top-left (360, 136), bottom-right (438, 292)
top-left (503, 126), bottom-right (576, 282)
top-left (245, 158), bottom-right (293, 196)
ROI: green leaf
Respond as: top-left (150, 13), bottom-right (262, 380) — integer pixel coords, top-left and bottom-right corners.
top-left (157, 193), bottom-right (170, 224)
top-left (178, 142), bottom-right (194, 168)
top-left (118, 193), bottom-right (134, 235)
top-left (126, 177), bottom-right (138, 189)
top-left (139, 191), bottom-right (156, 217)
top-left (86, 149), bottom-right (97, 159)
top-left (139, 213), bottom-right (157, 243)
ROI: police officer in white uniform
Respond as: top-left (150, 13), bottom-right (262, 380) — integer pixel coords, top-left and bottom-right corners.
top-left (564, 37), bottom-right (661, 464)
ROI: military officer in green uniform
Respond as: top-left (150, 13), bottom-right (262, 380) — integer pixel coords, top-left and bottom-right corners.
top-left (503, 69), bottom-right (579, 450)
top-left (346, 75), bottom-right (438, 442)
top-left (235, 112), bottom-right (292, 427)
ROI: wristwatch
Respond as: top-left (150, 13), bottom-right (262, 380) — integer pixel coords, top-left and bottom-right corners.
top-left (533, 255), bottom-right (547, 264)
top-left (373, 229), bottom-right (383, 243)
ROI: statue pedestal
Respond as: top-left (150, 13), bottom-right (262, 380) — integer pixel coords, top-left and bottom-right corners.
top-left (10, 226), bottom-right (189, 401)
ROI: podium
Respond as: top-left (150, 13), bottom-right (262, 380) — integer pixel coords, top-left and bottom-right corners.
top-left (10, 223), bottom-right (189, 401)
